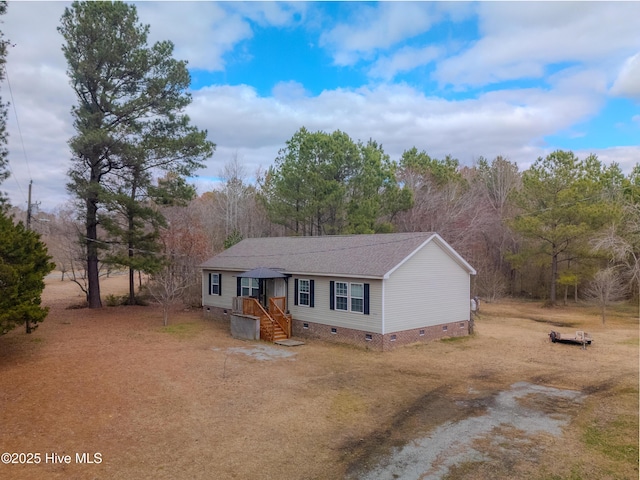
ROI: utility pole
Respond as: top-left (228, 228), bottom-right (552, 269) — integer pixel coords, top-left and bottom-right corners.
top-left (26, 179), bottom-right (32, 231)
top-left (25, 180), bottom-right (40, 334)
top-left (26, 180), bottom-right (41, 230)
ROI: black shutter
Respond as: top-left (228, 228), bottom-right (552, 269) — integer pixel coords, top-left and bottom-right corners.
top-left (364, 283), bottom-right (370, 315)
top-left (218, 274), bottom-right (222, 296)
top-left (208, 273), bottom-right (212, 295)
top-left (294, 279), bottom-right (298, 306)
top-left (329, 281), bottom-right (335, 310)
top-left (310, 280), bottom-right (315, 308)
top-left (236, 277), bottom-right (241, 297)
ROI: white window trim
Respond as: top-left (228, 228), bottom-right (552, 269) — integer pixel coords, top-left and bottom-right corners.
top-left (334, 281), bottom-right (364, 314)
top-left (241, 277), bottom-right (259, 297)
top-left (335, 281), bottom-right (348, 311)
top-left (298, 279), bottom-right (311, 307)
top-left (210, 273), bottom-right (220, 295)
top-left (350, 282), bottom-right (364, 313)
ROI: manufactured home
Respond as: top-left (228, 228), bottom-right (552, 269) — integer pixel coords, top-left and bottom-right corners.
top-left (200, 232), bottom-right (476, 351)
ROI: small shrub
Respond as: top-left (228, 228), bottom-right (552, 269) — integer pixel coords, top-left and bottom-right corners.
top-left (105, 294), bottom-right (122, 307)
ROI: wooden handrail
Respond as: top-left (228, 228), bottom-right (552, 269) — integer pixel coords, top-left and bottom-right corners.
top-left (241, 297), bottom-right (291, 342)
top-left (243, 297), bottom-right (275, 342)
top-left (269, 297), bottom-right (291, 338)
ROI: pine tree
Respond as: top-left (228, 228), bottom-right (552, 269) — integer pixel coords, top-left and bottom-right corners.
top-left (59, 1), bottom-right (214, 308)
top-left (0, 211), bottom-right (55, 335)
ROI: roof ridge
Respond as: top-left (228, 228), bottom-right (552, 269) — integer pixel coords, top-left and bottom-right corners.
top-left (200, 232), bottom-right (474, 278)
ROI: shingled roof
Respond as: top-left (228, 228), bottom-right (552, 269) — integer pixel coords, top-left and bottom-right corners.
top-left (200, 232), bottom-right (475, 279)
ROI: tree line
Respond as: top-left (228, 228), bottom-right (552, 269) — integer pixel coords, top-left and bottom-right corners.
top-left (15, 137), bottom-right (639, 321)
top-left (1, 1), bottom-right (638, 335)
top-left (259, 131), bottom-right (639, 317)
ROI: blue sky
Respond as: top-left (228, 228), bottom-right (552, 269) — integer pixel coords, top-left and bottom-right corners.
top-left (1, 1), bottom-right (639, 210)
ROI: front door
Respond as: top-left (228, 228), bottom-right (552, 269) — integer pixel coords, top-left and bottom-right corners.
top-left (265, 278), bottom-right (287, 311)
top-left (259, 279), bottom-right (268, 309)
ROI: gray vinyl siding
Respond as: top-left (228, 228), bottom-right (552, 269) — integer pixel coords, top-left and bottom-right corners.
top-left (383, 241), bottom-right (470, 333)
top-left (289, 275), bottom-right (383, 334)
top-left (201, 270), bottom-right (236, 309)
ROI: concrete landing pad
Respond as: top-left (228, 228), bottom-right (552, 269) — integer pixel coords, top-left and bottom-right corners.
top-left (275, 339), bottom-right (306, 347)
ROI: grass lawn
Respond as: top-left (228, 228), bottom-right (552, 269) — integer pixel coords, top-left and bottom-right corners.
top-left (0, 275), bottom-right (637, 479)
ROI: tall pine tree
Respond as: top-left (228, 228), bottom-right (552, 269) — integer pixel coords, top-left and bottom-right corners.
top-left (511, 151), bottom-right (614, 304)
top-left (59, 1), bottom-right (214, 307)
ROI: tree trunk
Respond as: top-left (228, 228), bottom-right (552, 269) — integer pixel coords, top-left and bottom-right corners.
top-left (127, 235), bottom-right (135, 305)
top-left (163, 304), bottom-right (169, 326)
top-left (550, 250), bottom-right (558, 305)
top-left (129, 267), bottom-right (135, 305)
top-left (128, 184), bottom-right (137, 305)
top-left (86, 194), bottom-right (102, 308)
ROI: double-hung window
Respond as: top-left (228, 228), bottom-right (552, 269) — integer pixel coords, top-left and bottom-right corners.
top-left (298, 279), bottom-right (310, 306)
top-left (335, 282), bottom-right (348, 311)
top-left (350, 283), bottom-right (364, 313)
top-left (210, 273), bottom-right (220, 295)
top-left (332, 281), bottom-right (366, 314)
top-left (241, 277), bottom-right (259, 297)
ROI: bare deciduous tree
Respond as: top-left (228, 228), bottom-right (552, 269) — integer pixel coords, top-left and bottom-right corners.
top-left (148, 205), bottom-right (211, 325)
top-left (148, 260), bottom-right (192, 327)
top-left (584, 267), bottom-right (626, 324)
top-left (591, 209), bottom-right (640, 321)
top-left (477, 155), bottom-right (521, 219)
top-left (475, 259), bottom-right (508, 303)
top-left (218, 153), bottom-right (249, 237)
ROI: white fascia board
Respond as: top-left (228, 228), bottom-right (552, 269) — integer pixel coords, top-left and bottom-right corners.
top-left (431, 234), bottom-right (477, 275)
top-left (382, 233), bottom-right (437, 279)
top-left (382, 233), bottom-right (476, 279)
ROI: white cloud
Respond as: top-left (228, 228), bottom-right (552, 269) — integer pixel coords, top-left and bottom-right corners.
top-left (610, 52), bottom-right (640, 100)
top-left (2, 2), bottom-right (74, 208)
top-left (320, 3), bottom-right (441, 66)
top-left (435, 2), bottom-right (640, 89)
top-left (369, 45), bottom-right (440, 81)
top-left (548, 67), bottom-right (609, 96)
top-left (136, 2), bottom-right (252, 72)
top-left (137, 2), bottom-right (309, 72)
top-left (272, 81), bottom-right (309, 101)
top-left (184, 82), bottom-right (611, 188)
top-left (580, 146), bottom-right (640, 176)
top-left (230, 2), bottom-right (307, 28)
top-left (1, 2), bottom-right (637, 212)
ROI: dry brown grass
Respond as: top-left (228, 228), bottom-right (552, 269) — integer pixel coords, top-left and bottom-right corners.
top-left (0, 276), bottom-right (637, 479)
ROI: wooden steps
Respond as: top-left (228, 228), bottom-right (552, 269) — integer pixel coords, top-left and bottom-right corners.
top-left (272, 324), bottom-right (288, 341)
top-left (241, 296), bottom-right (291, 343)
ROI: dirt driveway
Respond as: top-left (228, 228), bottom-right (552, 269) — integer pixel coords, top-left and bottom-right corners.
top-left (0, 276), bottom-right (638, 479)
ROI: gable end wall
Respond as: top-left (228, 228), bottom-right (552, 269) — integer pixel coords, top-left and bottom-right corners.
top-left (384, 240), bottom-right (470, 333)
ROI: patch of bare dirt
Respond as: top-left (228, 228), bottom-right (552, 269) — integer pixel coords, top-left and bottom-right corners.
top-left (0, 284), bottom-right (638, 479)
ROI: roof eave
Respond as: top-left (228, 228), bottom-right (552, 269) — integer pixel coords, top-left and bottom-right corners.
top-left (382, 233), bottom-right (476, 278)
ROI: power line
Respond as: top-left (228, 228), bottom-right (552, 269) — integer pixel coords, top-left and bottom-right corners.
top-left (2, 64), bottom-right (30, 204)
